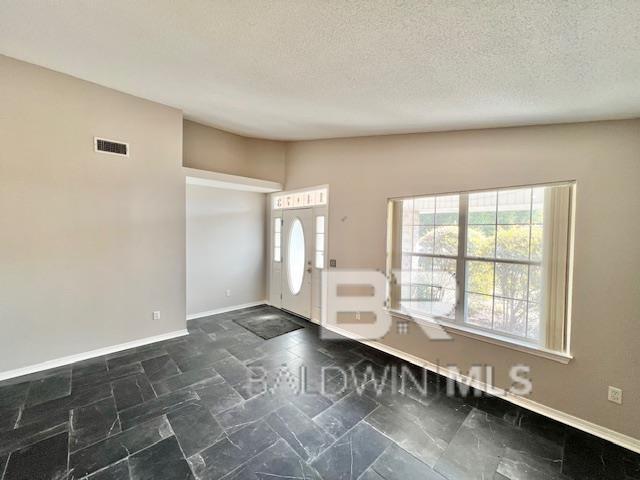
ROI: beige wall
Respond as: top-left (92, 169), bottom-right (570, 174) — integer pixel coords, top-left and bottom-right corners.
top-left (285, 119), bottom-right (640, 439)
top-left (2, 53), bottom-right (639, 442)
top-left (183, 119), bottom-right (285, 183)
top-left (0, 55), bottom-right (186, 372)
top-left (187, 185), bottom-right (266, 316)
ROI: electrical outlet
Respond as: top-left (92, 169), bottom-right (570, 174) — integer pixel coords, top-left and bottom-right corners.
top-left (225, 289), bottom-right (231, 297)
top-left (153, 311), bottom-right (161, 321)
top-left (608, 386), bottom-right (623, 404)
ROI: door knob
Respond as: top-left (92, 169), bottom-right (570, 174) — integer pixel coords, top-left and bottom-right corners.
top-left (306, 267), bottom-right (312, 273)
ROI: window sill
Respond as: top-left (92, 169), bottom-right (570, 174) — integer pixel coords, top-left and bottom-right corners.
top-left (387, 308), bottom-right (573, 364)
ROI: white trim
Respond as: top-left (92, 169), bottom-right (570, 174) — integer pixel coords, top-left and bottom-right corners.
top-left (184, 167), bottom-right (282, 193)
top-left (389, 309), bottom-right (573, 364)
top-left (0, 329), bottom-right (188, 382)
top-left (323, 323), bottom-right (640, 454)
top-left (186, 300), bottom-right (267, 320)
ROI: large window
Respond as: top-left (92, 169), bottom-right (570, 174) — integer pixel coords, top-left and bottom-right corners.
top-left (388, 183), bottom-right (574, 352)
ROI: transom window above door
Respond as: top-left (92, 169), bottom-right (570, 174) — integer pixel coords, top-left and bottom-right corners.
top-left (387, 182), bottom-right (575, 354)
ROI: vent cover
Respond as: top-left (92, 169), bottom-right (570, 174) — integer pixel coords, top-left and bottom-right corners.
top-left (94, 137), bottom-right (129, 156)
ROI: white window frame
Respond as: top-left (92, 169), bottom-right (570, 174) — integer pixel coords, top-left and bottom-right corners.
top-left (386, 182), bottom-right (575, 362)
top-left (273, 217), bottom-right (282, 263)
top-left (315, 215), bottom-right (326, 269)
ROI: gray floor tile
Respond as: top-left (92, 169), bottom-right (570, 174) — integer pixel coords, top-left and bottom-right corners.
top-left (266, 404), bottom-right (334, 460)
top-left (70, 396), bottom-right (121, 452)
top-left (107, 348), bottom-right (167, 371)
top-left (474, 394), bottom-right (522, 425)
top-left (260, 332), bottom-right (304, 352)
top-left (0, 381), bottom-right (30, 409)
top-left (434, 408), bottom-right (562, 480)
top-left (197, 319), bottom-right (228, 334)
top-left (211, 356), bottom-right (254, 386)
top-left (0, 406), bottom-right (20, 432)
top-left (371, 443), bottom-right (446, 480)
top-left (364, 382), bottom-right (471, 444)
top-left (3, 431), bottom-right (69, 480)
top-left (215, 391), bottom-right (287, 432)
top-left (289, 392), bottom-right (334, 418)
top-left (287, 343), bottom-right (335, 367)
top-left (188, 420), bottom-right (279, 479)
top-left (119, 389), bottom-right (199, 430)
top-left (69, 415), bottom-right (173, 478)
top-left (497, 447), bottom-right (568, 480)
top-left (226, 438), bottom-right (322, 479)
top-left (231, 377), bottom-right (268, 400)
top-left (360, 469), bottom-right (386, 480)
top-left (167, 403), bottom-right (224, 457)
top-left (316, 342), bottom-right (364, 366)
top-left (365, 404), bottom-right (448, 468)
top-left (112, 374), bottom-right (156, 411)
top-left (313, 390), bottom-right (378, 438)
top-left (561, 429), bottom-right (631, 480)
top-left (141, 355), bottom-right (181, 382)
top-left (194, 380), bottom-right (244, 415)
top-left (129, 436), bottom-right (194, 480)
top-left (164, 341), bottom-right (206, 366)
top-left (312, 421), bottom-right (390, 480)
top-left (516, 409), bottom-right (567, 446)
top-left (174, 348), bottom-right (231, 373)
top-left (2, 307), bottom-right (637, 480)
top-left (225, 343), bottom-right (268, 363)
top-left (152, 368), bottom-right (223, 397)
top-left (208, 330), bottom-right (262, 350)
top-left (25, 370), bottom-right (72, 407)
top-left (19, 383), bottom-right (111, 428)
top-left (85, 459), bottom-right (130, 480)
top-left (0, 418), bottom-right (69, 457)
top-left (71, 358), bottom-right (108, 384)
top-left (247, 350), bottom-right (304, 377)
top-left (73, 363), bottom-right (145, 392)
top-left (0, 455), bottom-right (7, 478)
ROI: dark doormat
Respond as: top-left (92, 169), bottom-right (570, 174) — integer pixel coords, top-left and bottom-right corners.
top-left (234, 312), bottom-right (303, 340)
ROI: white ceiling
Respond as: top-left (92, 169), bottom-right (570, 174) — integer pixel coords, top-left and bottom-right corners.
top-left (1, 1), bottom-right (639, 140)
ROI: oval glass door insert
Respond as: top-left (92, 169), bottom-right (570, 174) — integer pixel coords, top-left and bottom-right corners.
top-left (287, 218), bottom-right (305, 295)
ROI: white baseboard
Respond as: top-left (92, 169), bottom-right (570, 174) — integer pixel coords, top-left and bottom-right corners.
top-left (0, 329), bottom-right (188, 383)
top-left (186, 300), bottom-right (268, 321)
top-left (324, 323), bottom-right (640, 454)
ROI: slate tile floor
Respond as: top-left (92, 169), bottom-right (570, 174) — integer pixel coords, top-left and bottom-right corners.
top-left (1, 305), bottom-right (639, 479)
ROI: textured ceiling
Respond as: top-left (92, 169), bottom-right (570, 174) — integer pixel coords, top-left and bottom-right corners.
top-left (1, 1), bottom-right (639, 140)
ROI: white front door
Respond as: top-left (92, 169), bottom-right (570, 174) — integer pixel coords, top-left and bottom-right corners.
top-left (282, 208), bottom-right (312, 318)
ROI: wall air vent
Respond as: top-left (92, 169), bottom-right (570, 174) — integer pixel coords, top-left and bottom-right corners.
top-left (94, 137), bottom-right (129, 157)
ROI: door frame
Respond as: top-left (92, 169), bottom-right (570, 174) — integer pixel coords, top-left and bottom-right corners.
top-left (268, 185), bottom-right (329, 323)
